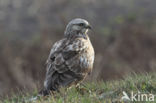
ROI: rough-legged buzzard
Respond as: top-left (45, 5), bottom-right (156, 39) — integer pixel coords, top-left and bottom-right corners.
top-left (40, 18), bottom-right (95, 96)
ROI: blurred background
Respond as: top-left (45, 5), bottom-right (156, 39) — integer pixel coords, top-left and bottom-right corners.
top-left (0, 0), bottom-right (156, 97)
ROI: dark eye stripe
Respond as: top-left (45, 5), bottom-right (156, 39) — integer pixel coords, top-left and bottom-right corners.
top-left (79, 23), bottom-right (84, 26)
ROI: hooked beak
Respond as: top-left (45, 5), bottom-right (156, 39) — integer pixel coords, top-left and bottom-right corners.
top-left (85, 25), bottom-right (92, 30)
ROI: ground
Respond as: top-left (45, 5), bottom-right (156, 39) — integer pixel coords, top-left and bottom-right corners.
top-left (1, 73), bottom-right (156, 103)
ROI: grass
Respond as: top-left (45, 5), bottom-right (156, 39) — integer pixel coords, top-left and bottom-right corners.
top-left (1, 73), bottom-right (156, 103)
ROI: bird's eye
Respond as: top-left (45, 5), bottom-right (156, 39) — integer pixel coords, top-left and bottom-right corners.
top-left (79, 23), bottom-right (84, 26)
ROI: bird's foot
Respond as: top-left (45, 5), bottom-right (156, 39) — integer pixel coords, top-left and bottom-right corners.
top-left (76, 83), bottom-right (91, 95)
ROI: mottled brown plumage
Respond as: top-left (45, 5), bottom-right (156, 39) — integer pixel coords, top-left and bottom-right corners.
top-left (40, 18), bottom-right (94, 96)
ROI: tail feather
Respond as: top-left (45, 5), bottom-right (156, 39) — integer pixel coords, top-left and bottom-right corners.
top-left (39, 89), bottom-right (50, 96)
top-left (40, 70), bottom-right (83, 96)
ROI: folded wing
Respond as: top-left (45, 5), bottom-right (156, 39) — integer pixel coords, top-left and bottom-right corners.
top-left (44, 38), bottom-right (88, 92)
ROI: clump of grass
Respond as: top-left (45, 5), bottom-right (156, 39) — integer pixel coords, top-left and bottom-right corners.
top-left (1, 73), bottom-right (156, 103)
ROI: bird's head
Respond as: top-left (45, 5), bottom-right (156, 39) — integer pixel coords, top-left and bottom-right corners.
top-left (64, 18), bottom-right (92, 37)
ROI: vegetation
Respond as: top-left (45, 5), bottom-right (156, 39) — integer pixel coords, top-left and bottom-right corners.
top-left (0, 0), bottom-right (155, 99)
top-left (1, 73), bottom-right (156, 103)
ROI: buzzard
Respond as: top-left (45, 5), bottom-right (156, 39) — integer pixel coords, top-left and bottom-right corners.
top-left (40, 18), bottom-right (95, 96)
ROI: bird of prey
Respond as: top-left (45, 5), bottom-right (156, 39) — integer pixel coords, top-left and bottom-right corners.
top-left (40, 18), bottom-right (95, 96)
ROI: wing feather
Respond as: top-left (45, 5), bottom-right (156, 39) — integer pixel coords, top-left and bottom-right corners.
top-left (44, 38), bottom-right (88, 90)
top-left (47, 38), bottom-right (87, 72)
